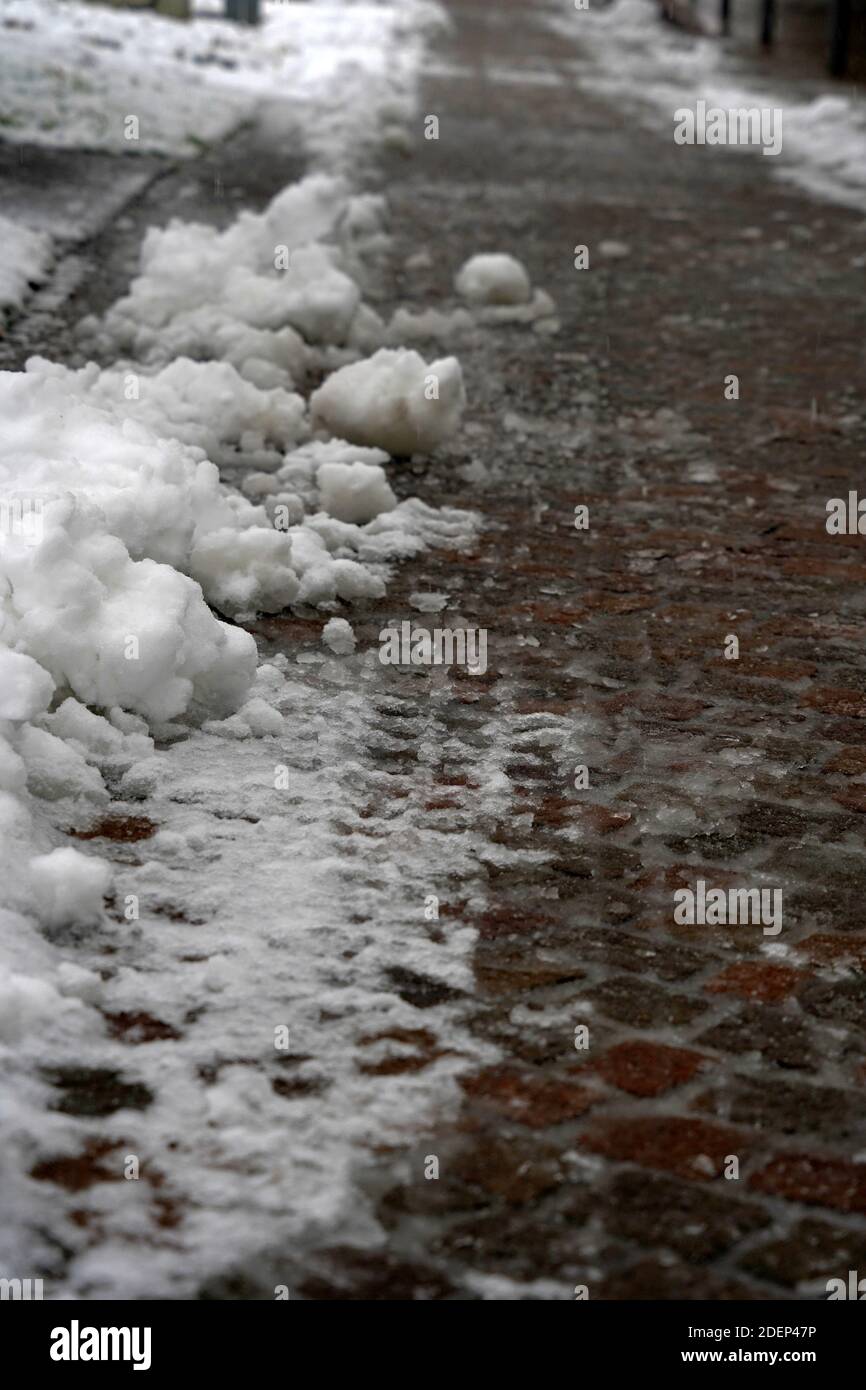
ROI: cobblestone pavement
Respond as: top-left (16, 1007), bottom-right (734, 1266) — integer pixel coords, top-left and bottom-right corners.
top-left (291, 0), bottom-right (866, 1299)
top-left (9, 0), bottom-right (866, 1300)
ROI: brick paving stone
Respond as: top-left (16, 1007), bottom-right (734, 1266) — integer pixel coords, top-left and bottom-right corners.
top-left (459, 1064), bottom-right (600, 1129)
top-left (595, 1041), bottom-right (709, 1098)
top-left (597, 1259), bottom-right (763, 1301)
top-left (606, 1170), bottom-right (770, 1262)
top-left (799, 978), bottom-right (866, 1031)
top-left (697, 1006), bottom-right (817, 1071)
top-left (580, 1117), bottom-right (746, 1180)
top-left (797, 934), bottom-right (866, 971)
top-left (749, 1155), bottom-right (866, 1215)
top-left (693, 1075), bottom-right (866, 1142)
top-left (739, 1219), bottom-right (866, 1290)
top-left (582, 976), bottom-right (709, 1029)
top-left (704, 962), bottom-right (809, 1004)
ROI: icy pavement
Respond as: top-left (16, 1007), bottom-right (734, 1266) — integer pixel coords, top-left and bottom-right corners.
top-left (4, 0), bottom-right (866, 1301)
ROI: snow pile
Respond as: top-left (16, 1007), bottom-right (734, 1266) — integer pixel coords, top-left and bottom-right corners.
top-left (41, 357), bottom-right (309, 469)
top-left (80, 174), bottom-right (383, 376)
top-left (311, 347), bottom-right (466, 456)
top-left (1, 361), bottom-right (300, 622)
top-left (455, 253), bottom-right (532, 305)
top-left (0, 0), bottom-right (497, 1302)
top-left (545, 0), bottom-right (866, 211)
top-left (0, 215), bottom-right (52, 319)
top-left (0, 0), bottom-right (446, 162)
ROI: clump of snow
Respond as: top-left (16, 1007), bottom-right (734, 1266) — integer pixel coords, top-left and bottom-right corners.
top-left (0, 216), bottom-right (53, 320)
top-left (386, 305), bottom-right (476, 346)
top-left (474, 288), bottom-right (558, 327)
top-left (455, 252), bottom-right (532, 305)
top-left (310, 348), bottom-right (466, 456)
top-left (409, 591), bottom-right (450, 613)
top-left (0, 969), bottom-right (63, 1044)
top-left (4, 360), bottom-right (300, 622)
top-left (56, 357), bottom-right (308, 468)
top-left (0, 649), bottom-right (55, 721)
top-left (316, 460), bottom-right (397, 524)
top-left (80, 174), bottom-right (379, 375)
top-left (322, 617), bottom-right (357, 655)
top-left (29, 847), bottom-right (112, 930)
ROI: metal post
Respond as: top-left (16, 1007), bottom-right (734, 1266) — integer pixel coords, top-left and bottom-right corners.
top-left (225, 0), bottom-right (259, 24)
top-left (829, 0), bottom-right (851, 76)
top-left (721, 0), bottom-right (731, 36)
top-left (760, 0), bottom-right (775, 47)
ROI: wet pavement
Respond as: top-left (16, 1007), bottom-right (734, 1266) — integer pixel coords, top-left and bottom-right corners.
top-left (8, 0), bottom-right (866, 1299)
top-left (314, 0), bottom-right (866, 1299)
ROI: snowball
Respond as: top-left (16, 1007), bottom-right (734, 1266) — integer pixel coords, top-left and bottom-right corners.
top-left (322, 618), bottom-right (356, 655)
top-left (310, 348), bottom-right (465, 456)
top-left (238, 697), bottom-right (285, 737)
top-left (0, 649), bottom-right (55, 721)
top-left (0, 970), bottom-right (61, 1043)
top-left (29, 846), bottom-right (112, 928)
top-left (316, 460), bottom-right (397, 524)
top-left (454, 253), bottom-right (532, 306)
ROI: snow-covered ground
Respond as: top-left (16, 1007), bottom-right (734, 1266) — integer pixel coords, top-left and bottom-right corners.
top-left (545, 0), bottom-right (866, 211)
top-left (0, 0), bottom-right (442, 160)
top-left (0, 0), bottom-right (444, 318)
top-left (0, 0), bottom-right (514, 1297)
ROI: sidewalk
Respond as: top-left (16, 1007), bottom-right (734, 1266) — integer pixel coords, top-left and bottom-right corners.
top-left (320, 0), bottom-right (866, 1299)
top-left (3, 0), bottom-right (866, 1300)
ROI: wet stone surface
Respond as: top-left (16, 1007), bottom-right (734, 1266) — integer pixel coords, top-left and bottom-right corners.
top-left (13, 0), bottom-right (866, 1300)
top-left (316, 0), bottom-right (866, 1298)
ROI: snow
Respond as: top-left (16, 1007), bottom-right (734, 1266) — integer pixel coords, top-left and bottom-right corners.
top-left (0, 0), bottom-right (443, 321)
top-left (310, 347), bottom-right (466, 456)
top-left (0, 0), bottom-right (501, 1302)
top-left (0, 648), bottom-right (55, 721)
top-left (29, 847), bottom-right (113, 929)
top-left (0, 215), bottom-right (53, 320)
top-left (0, 0), bottom-right (443, 161)
top-left (455, 252), bottom-right (532, 305)
top-left (599, 239), bottom-right (630, 259)
top-left (61, 358), bottom-right (309, 469)
top-left (545, 0), bottom-right (866, 211)
top-left (316, 460), bottom-right (397, 525)
top-left (80, 174), bottom-right (366, 370)
top-left (321, 616), bottom-right (357, 655)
